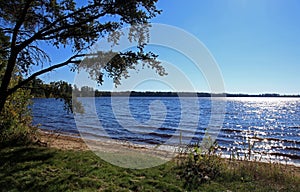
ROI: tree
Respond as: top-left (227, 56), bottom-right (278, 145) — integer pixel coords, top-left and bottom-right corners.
top-left (0, 0), bottom-right (165, 115)
top-left (0, 30), bottom-right (34, 145)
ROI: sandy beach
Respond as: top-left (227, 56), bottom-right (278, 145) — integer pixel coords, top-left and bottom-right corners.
top-left (38, 130), bottom-right (179, 169)
top-left (39, 131), bottom-right (89, 151)
top-left (38, 130), bottom-right (176, 158)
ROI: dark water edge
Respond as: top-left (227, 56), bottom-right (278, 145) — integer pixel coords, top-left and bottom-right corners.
top-left (32, 97), bottom-right (300, 166)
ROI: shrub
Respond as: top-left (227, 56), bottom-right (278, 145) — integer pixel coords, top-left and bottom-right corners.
top-left (0, 76), bottom-right (37, 147)
top-left (177, 139), bottom-right (223, 190)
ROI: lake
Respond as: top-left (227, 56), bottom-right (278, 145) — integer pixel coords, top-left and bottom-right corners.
top-left (32, 97), bottom-right (300, 165)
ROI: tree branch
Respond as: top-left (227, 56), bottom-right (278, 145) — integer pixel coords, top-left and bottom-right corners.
top-left (7, 54), bottom-right (84, 95)
top-left (11, 0), bottom-right (33, 50)
top-left (17, 3), bottom-right (110, 52)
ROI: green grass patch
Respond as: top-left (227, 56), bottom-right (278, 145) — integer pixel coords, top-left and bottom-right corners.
top-left (0, 145), bottom-right (299, 191)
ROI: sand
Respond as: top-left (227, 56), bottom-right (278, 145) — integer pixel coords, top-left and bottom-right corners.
top-left (39, 131), bottom-right (88, 151)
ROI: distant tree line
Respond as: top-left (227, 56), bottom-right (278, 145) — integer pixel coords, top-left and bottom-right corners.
top-left (30, 79), bottom-right (300, 98)
top-left (29, 78), bottom-right (73, 98)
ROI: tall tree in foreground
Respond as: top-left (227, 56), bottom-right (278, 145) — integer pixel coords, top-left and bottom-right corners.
top-left (0, 29), bottom-right (34, 145)
top-left (0, 0), bottom-right (165, 116)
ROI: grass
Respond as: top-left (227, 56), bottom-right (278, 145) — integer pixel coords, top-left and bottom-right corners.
top-left (0, 144), bottom-right (299, 191)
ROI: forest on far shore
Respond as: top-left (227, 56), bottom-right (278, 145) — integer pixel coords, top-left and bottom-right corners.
top-left (30, 78), bottom-right (300, 98)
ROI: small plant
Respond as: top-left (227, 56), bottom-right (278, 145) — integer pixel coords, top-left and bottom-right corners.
top-left (229, 130), bottom-right (268, 162)
top-left (177, 137), bottom-right (223, 190)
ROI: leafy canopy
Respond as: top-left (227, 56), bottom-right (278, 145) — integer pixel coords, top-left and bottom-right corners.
top-left (0, 0), bottom-right (164, 113)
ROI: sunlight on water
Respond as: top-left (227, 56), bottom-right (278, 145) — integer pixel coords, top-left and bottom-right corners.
top-left (223, 97), bottom-right (300, 166)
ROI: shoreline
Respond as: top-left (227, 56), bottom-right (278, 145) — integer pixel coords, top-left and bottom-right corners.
top-left (39, 130), bottom-right (178, 162)
top-left (38, 129), bottom-right (300, 168)
top-left (39, 130), bottom-right (88, 151)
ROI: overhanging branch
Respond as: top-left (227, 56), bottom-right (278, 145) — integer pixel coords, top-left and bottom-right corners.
top-left (7, 54), bottom-right (84, 95)
top-left (18, 4), bottom-right (110, 52)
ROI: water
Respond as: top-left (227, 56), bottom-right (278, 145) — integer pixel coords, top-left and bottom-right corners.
top-left (32, 97), bottom-right (300, 165)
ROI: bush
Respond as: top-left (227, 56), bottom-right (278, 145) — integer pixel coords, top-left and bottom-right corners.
top-left (177, 139), bottom-right (223, 190)
top-left (0, 76), bottom-right (37, 147)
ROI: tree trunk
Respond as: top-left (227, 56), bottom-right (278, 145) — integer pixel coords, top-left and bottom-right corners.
top-left (0, 52), bottom-right (18, 114)
top-left (0, 93), bottom-right (8, 114)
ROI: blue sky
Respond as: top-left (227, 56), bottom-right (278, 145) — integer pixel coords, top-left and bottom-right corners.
top-left (41, 0), bottom-right (300, 94)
